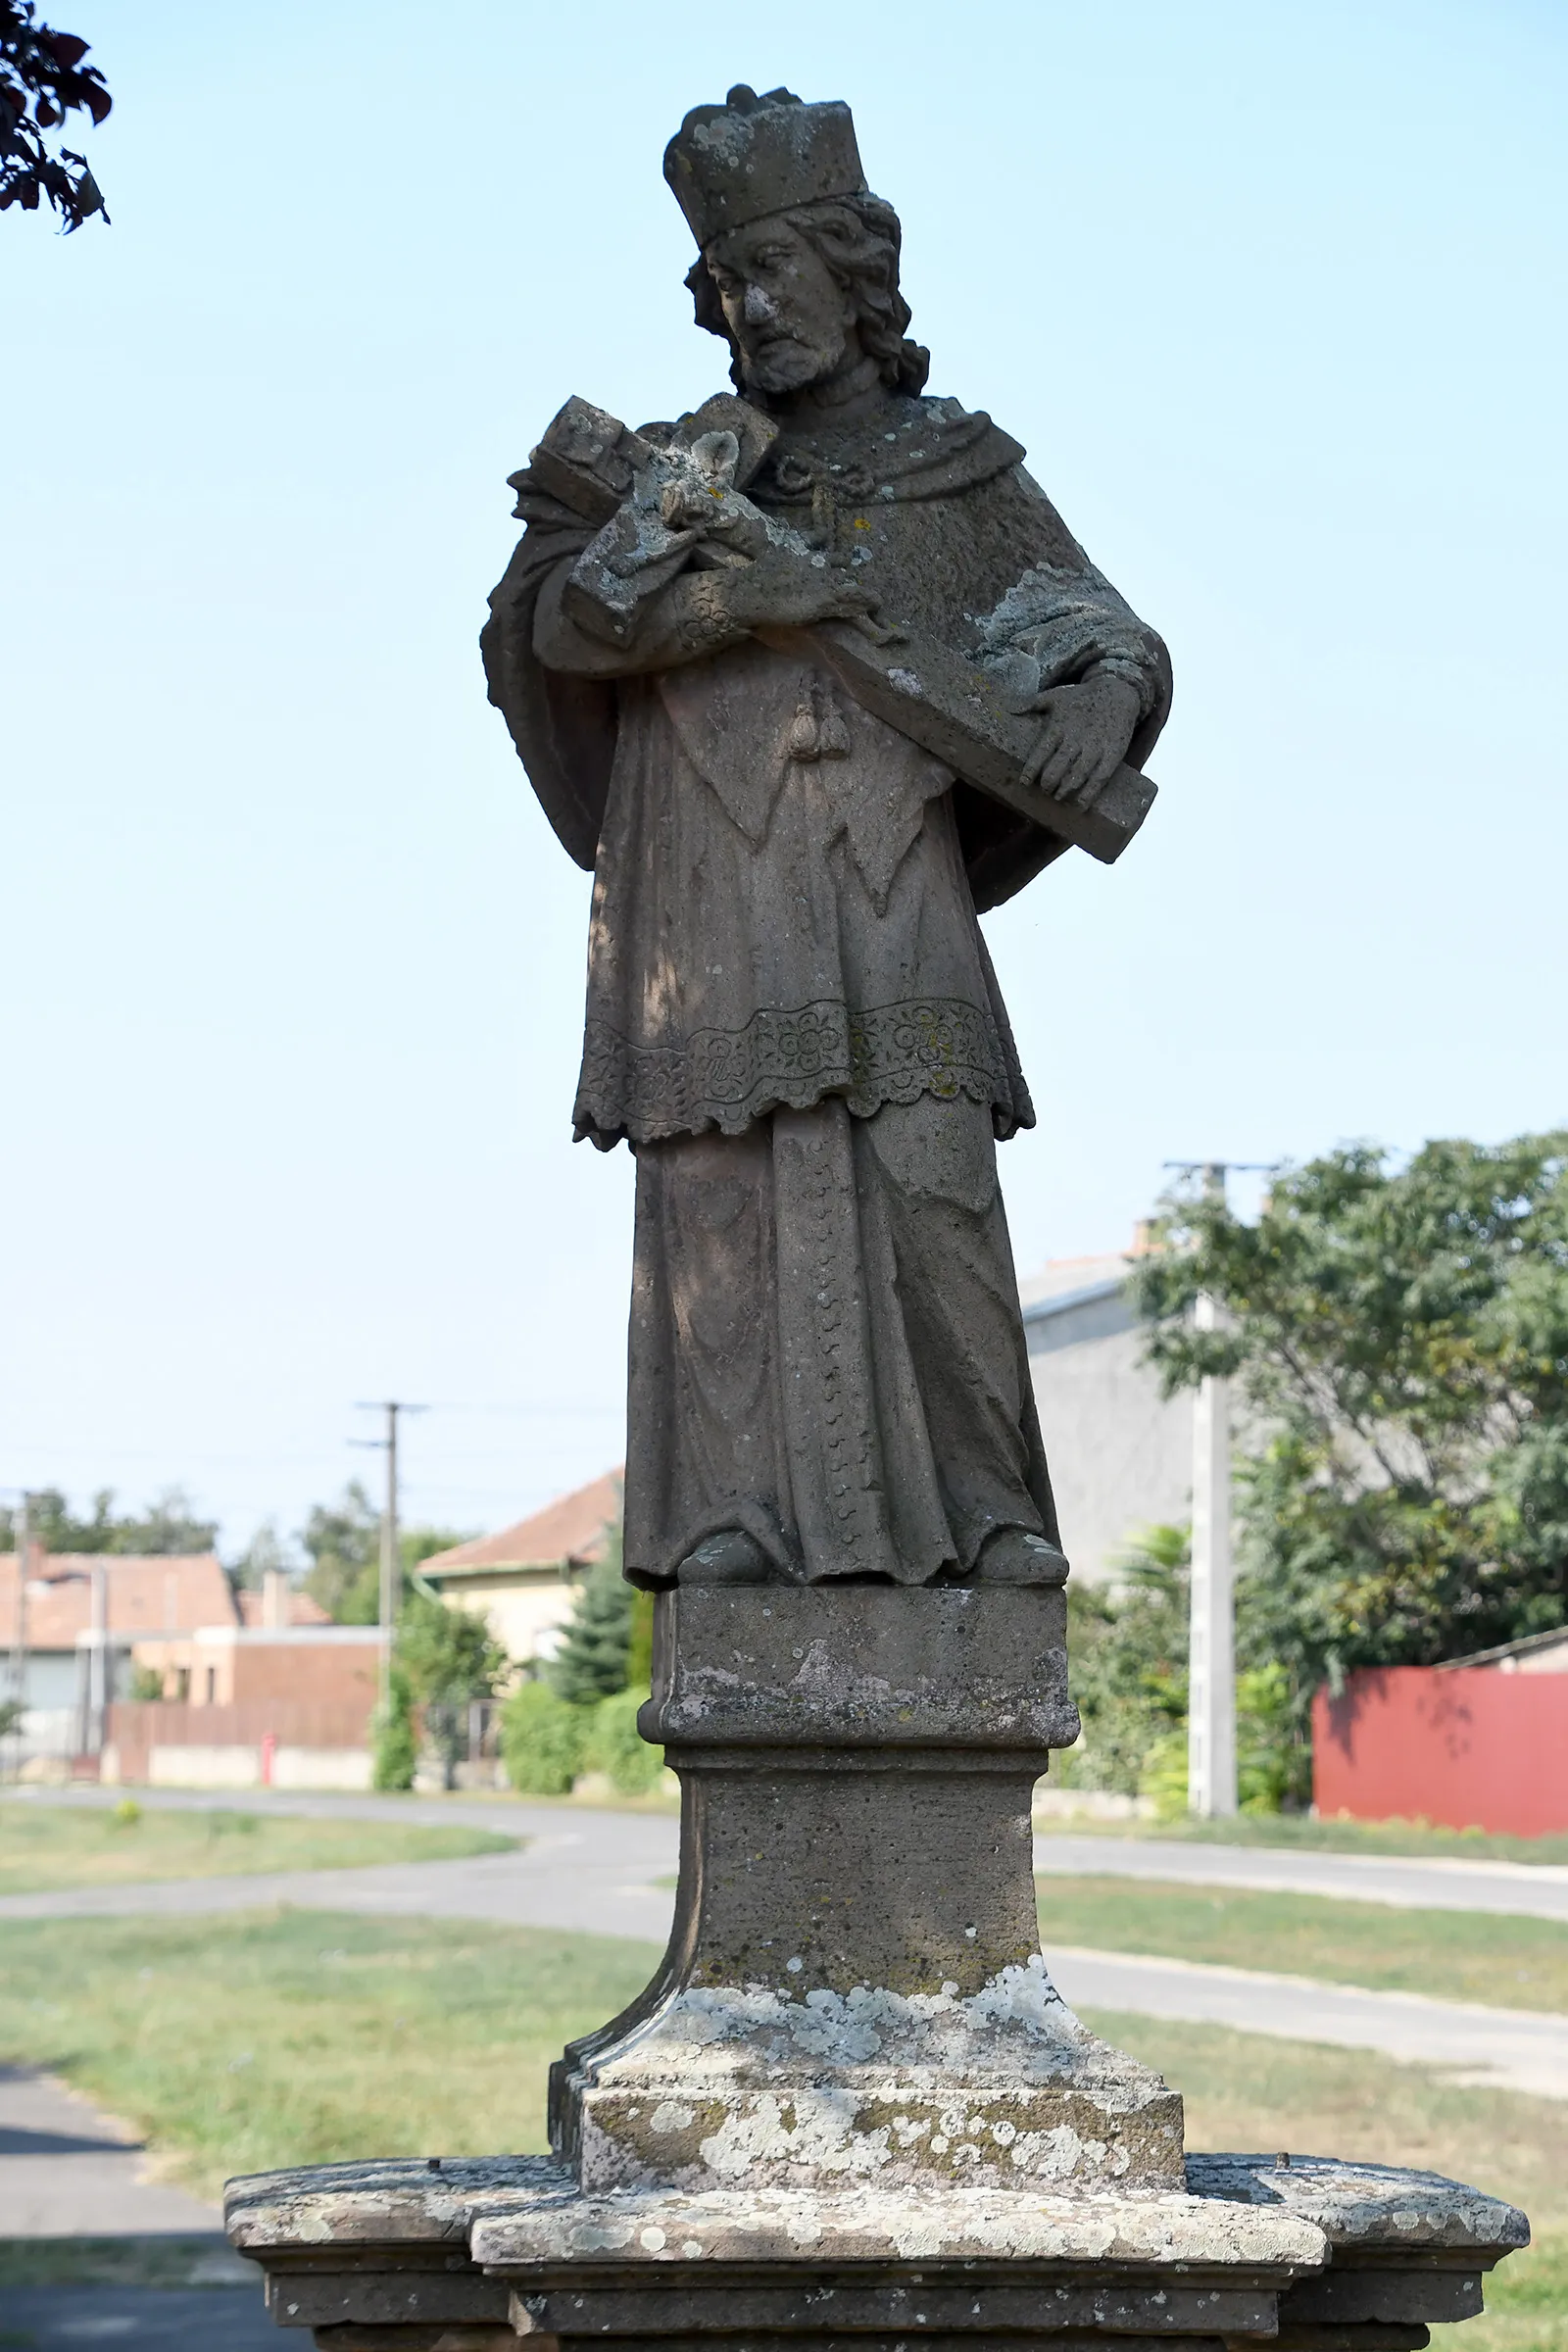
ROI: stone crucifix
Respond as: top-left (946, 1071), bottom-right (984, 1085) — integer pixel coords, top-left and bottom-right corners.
top-left (482, 82), bottom-right (1171, 1596)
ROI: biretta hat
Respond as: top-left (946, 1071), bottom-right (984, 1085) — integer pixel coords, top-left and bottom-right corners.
top-left (664, 84), bottom-right (867, 249)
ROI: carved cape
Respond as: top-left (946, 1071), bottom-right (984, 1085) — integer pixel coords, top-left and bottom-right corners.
top-left (482, 391), bottom-right (1170, 1153)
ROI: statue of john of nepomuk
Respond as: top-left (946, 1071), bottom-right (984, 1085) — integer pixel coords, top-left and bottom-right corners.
top-left (482, 84), bottom-right (1171, 1592)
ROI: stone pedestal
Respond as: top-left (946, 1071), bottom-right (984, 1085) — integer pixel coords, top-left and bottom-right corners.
top-left (224, 1587), bottom-right (1528, 2348)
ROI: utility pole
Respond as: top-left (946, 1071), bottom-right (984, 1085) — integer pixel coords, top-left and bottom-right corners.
top-left (1163, 1159), bottom-right (1272, 1820)
top-left (1189, 1257), bottom-right (1236, 1819)
top-left (353, 1402), bottom-right (426, 1705)
top-left (7, 1494), bottom-right (28, 1780)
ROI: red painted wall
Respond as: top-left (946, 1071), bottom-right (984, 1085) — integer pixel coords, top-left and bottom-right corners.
top-left (1313, 1666), bottom-right (1568, 1838)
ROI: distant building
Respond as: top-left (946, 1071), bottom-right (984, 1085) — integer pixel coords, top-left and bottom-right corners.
top-left (1, 1553), bottom-right (381, 1788)
top-left (1020, 1235), bottom-right (1194, 1585)
top-left (420, 1469), bottom-right (622, 1666)
top-left (0, 1549), bottom-right (237, 1764)
top-left (130, 1565), bottom-right (374, 1713)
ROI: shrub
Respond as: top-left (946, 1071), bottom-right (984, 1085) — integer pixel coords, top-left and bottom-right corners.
top-left (371, 1665), bottom-right (417, 1791)
top-left (584, 1688), bottom-right (663, 1797)
top-left (501, 1682), bottom-right (587, 1795)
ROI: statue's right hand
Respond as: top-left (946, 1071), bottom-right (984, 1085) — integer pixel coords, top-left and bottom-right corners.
top-left (711, 544), bottom-right (880, 633)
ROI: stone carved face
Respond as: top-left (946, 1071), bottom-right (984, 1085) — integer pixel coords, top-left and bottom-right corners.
top-left (704, 217), bottom-right (860, 395)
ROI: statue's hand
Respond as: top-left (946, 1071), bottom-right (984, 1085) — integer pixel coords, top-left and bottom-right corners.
top-left (1022, 671), bottom-right (1141, 805)
top-left (710, 543), bottom-right (881, 633)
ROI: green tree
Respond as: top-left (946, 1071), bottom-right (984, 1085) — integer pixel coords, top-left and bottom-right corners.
top-left (0, 1487), bottom-right (218, 1554)
top-left (298, 1488), bottom-right (475, 1625)
top-left (395, 1589), bottom-right (508, 1787)
top-left (299, 1484), bottom-right (382, 1623)
top-left (1066, 1525), bottom-right (1303, 1813)
top-left (548, 1531), bottom-right (633, 1705)
top-left (1063, 1524), bottom-right (1190, 1796)
top-left (227, 1520), bottom-right (291, 1592)
top-left (1130, 1134), bottom-right (1568, 1773)
top-left (1, 4), bottom-right (111, 231)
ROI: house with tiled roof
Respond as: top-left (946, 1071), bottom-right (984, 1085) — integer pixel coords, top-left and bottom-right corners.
top-left (0, 1549), bottom-right (238, 1761)
top-left (419, 1469), bottom-right (622, 1666)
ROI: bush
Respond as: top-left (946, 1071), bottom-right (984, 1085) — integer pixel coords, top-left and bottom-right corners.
top-left (584, 1688), bottom-right (664, 1796)
top-left (1135, 1664), bottom-right (1296, 1821)
top-left (371, 1665), bottom-right (417, 1791)
top-left (500, 1682), bottom-right (587, 1795)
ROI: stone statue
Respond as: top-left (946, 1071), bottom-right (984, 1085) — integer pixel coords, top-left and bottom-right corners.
top-left (224, 87), bottom-right (1530, 2352)
top-left (483, 83), bottom-right (1171, 1592)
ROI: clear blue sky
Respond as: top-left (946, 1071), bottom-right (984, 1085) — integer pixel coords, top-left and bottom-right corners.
top-left (5, 0), bottom-right (1564, 1556)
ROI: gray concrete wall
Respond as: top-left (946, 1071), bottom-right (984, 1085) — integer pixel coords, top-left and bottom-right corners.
top-left (1024, 1279), bottom-right (1194, 1585)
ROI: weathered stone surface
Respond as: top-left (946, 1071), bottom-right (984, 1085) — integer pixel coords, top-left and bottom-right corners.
top-left (642, 1586), bottom-right (1077, 1749)
top-left (469, 2178), bottom-right (1324, 2273)
top-left (225, 2157), bottom-right (561, 2254)
top-left (220, 80), bottom-right (1531, 2352)
top-left (484, 85), bottom-right (1173, 1592)
top-left (1186, 2152), bottom-right (1530, 2256)
top-left (226, 2152), bottom-right (1534, 2347)
top-left (554, 1585), bottom-right (1179, 2195)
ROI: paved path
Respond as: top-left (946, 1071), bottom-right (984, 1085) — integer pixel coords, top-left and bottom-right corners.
top-left (1047, 1948), bottom-right (1568, 2100)
top-left (0, 2281), bottom-right (276, 2348)
top-left (1033, 1833), bottom-right (1568, 1923)
top-left (0, 1815), bottom-right (681, 1941)
top-left (6, 1823), bottom-right (1565, 2100)
top-left (0, 2067), bottom-right (223, 2239)
top-left (12, 1787), bottom-right (1568, 1920)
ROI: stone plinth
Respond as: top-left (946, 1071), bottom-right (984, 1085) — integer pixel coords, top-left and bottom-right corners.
top-left (555, 1588), bottom-right (1180, 2198)
top-left (224, 2150), bottom-right (1527, 2348)
top-left (223, 1588), bottom-right (1530, 2348)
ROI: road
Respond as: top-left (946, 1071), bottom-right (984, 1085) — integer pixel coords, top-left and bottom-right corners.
top-left (1033, 1831), bottom-right (1568, 1923)
top-left (0, 2069), bottom-right (273, 2348)
top-left (10, 1784), bottom-right (1568, 1919)
top-left (4, 1793), bottom-right (1564, 2099)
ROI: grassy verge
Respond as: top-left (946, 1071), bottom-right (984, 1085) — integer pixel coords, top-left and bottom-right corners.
top-left (1085, 2007), bottom-right (1564, 2352)
top-left (0, 1805), bottom-right (517, 1892)
top-left (1, 1913), bottom-right (1557, 2344)
top-left (1033, 1805), bottom-right (1568, 1868)
top-left (0, 1910), bottom-right (660, 2195)
top-left (1037, 1876), bottom-right (1568, 2011)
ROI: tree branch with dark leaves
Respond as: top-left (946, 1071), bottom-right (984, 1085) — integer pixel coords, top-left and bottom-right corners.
top-left (1, 0), bottom-right (110, 230)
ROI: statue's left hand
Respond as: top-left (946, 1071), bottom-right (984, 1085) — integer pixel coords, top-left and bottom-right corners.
top-left (1021, 671), bottom-right (1141, 805)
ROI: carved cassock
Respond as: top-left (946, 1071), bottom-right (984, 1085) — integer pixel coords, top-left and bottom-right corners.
top-left (482, 90), bottom-right (1170, 1588)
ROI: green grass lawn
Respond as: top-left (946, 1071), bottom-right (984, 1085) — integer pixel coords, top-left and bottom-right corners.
top-left (0, 1909), bottom-right (662, 2193)
top-left (1084, 2006), bottom-right (1565, 2352)
top-left (1034, 1804), bottom-right (1568, 1867)
top-left (1036, 1875), bottom-right (1568, 2011)
top-left (0, 1910), bottom-right (1558, 2346)
top-left (0, 1803), bottom-right (517, 1891)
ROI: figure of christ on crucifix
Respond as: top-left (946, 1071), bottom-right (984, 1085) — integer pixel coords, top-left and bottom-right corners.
top-left (482, 84), bottom-right (1171, 1592)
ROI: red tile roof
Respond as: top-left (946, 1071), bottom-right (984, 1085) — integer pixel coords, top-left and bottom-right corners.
top-left (0, 1553), bottom-right (238, 1650)
top-left (236, 1586), bottom-right (332, 1628)
top-left (420, 1469), bottom-right (623, 1577)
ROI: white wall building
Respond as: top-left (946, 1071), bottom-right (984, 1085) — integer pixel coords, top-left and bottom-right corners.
top-left (1021, 1241), bottom-right (1194, 1585)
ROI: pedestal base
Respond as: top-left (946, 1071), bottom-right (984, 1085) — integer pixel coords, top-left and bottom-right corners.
top-left (224, 2150), bottom-right (1528, 2351)
top-left (221, 1589), bottom-right (1528, 2346)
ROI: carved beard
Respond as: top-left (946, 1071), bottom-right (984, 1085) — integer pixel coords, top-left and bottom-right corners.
top-left (737, 320), bottom-right (848, 394)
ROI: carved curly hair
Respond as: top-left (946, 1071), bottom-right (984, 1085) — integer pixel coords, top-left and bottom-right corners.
top-left (686, 192), bottom-right (931, 397)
